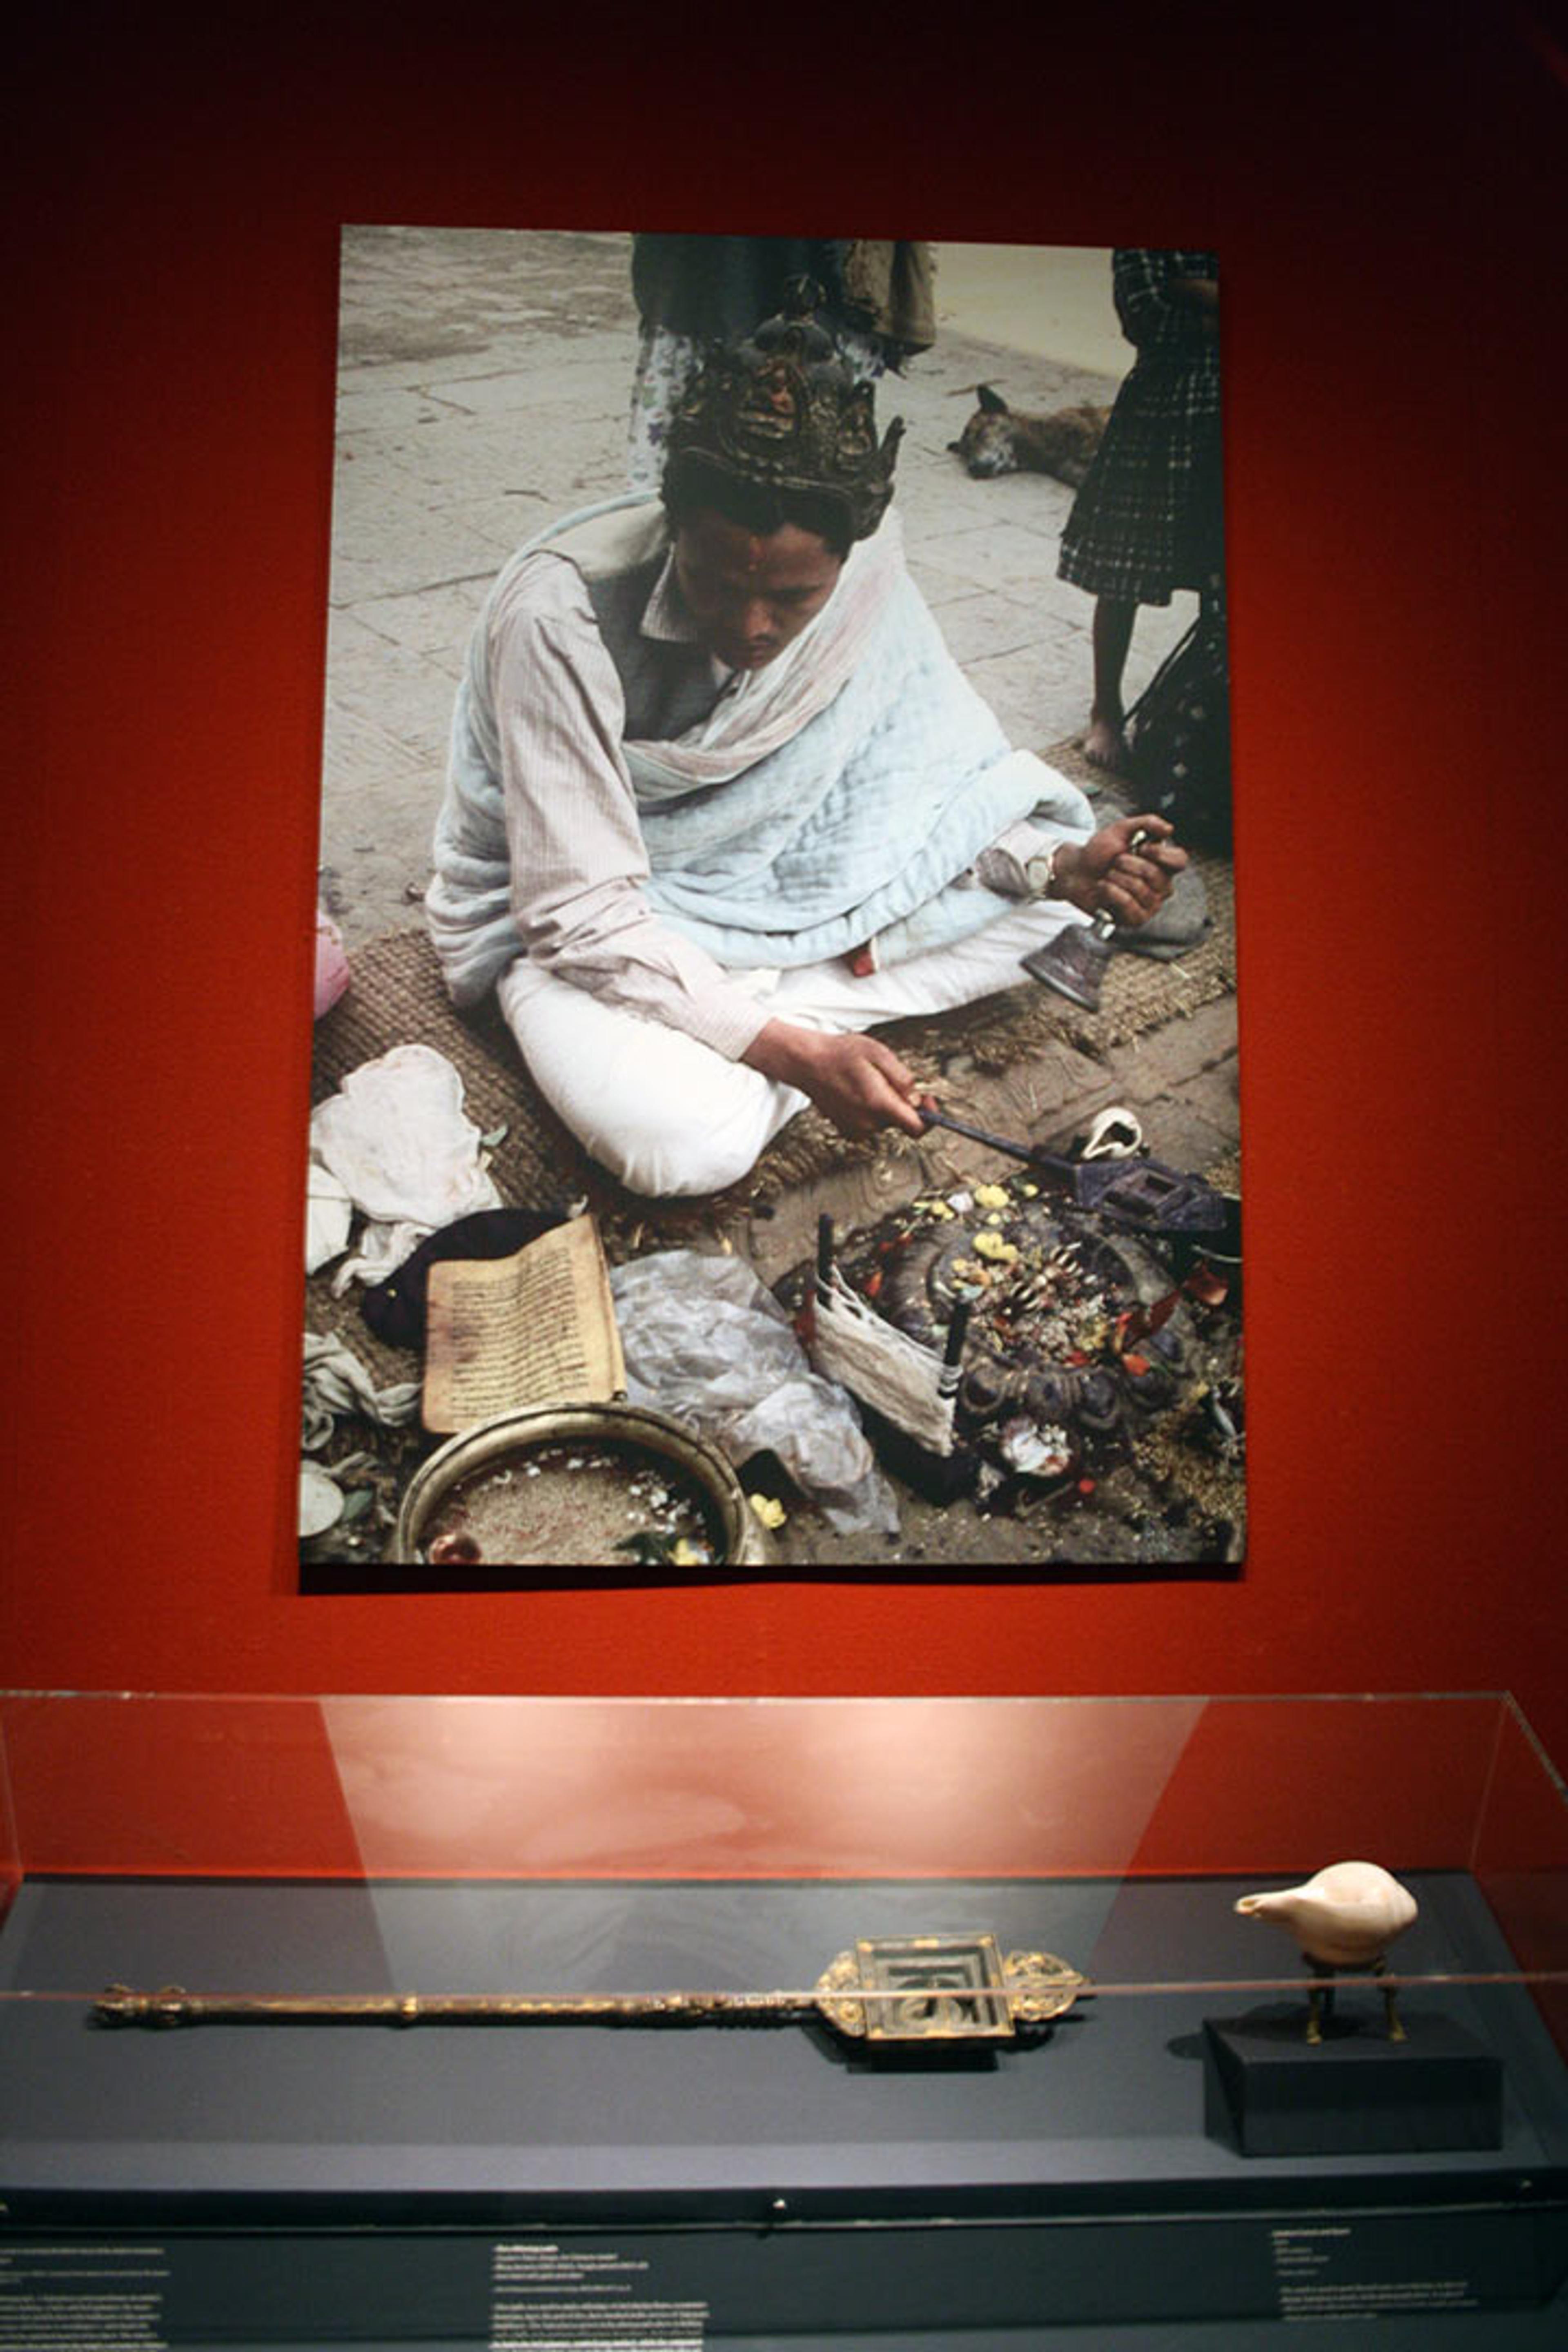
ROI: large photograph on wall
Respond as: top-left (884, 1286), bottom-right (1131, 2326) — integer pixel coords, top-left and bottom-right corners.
top-left (300, 230), bottom-right (1240, 1585)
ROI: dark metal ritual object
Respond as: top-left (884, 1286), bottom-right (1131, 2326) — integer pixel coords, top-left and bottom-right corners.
top-left (918, 1109), bottom-right (1239, 1253)
top-left (1019, 910), bottom-right (1118, 1011)
top-left (96, 1935), bottom-right (1085, 2045)
top-left (1018, 826), bottom-right (1152, 1012)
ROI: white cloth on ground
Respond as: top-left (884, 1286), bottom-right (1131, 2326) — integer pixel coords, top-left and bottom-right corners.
top-left (308, 1044), bottom-right (503, 1282)
top-left (301, 1332), bottom-right (421, 1450)
top-left (306, 1163), bottom-right (354, 1275)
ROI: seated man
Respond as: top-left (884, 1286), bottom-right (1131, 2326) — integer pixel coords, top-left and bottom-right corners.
top-left (427, 291), bottom-right (1184, 1198)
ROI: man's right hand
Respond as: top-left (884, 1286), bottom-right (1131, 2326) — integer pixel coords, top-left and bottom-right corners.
top-left (1051, 813), bottom-right (1186, 927)
top-left (742, 1020), bottom-right (930, 1139)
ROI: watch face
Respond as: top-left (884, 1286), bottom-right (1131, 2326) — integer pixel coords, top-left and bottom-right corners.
top-left (1026, 853), bottom-right (1056, 896)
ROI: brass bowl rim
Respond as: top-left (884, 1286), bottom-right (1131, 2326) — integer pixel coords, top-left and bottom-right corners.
top-left (392, 1400), bottom-right (757, 1567)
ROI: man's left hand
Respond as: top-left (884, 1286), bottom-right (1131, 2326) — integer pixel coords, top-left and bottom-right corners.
top-left (1053, 813), bottom-right (1187, 927)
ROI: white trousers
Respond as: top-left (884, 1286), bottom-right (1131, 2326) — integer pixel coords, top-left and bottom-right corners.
top-left (497, 900), bottom-right (1087, 1198)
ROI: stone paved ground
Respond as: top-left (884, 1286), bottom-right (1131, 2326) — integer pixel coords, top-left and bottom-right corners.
top-left (309, 229), bottom-right (1239, 1570)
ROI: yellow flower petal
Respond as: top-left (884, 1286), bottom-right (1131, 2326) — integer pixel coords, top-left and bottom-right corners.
top-left (973, 1231), bottom-right (1020, 1263)
top-left (974, 1184), bottom-right (1010, 1209)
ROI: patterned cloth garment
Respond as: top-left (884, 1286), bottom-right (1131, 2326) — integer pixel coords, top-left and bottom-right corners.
top-left (1057, 248), bottom-right (1225, 607)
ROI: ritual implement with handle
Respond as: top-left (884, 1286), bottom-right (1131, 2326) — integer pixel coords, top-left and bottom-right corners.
top-left (95, 1935), bottom-right (1085, 2045)
top-left (918, 1108), bottom-right (1238, 1252)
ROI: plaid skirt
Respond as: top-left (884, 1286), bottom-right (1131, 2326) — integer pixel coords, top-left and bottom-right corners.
top-left (1057, 347), bottom-right (1224, 606)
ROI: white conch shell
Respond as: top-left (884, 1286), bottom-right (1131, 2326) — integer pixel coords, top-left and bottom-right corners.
top-left (1234, 1860), bottom-right (1417, 1966)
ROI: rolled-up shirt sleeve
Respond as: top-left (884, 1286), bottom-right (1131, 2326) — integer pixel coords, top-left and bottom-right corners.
top-left (974, 812), bottom-right (1093, 898)
top-left (491, 555), bottom-right (772, 1062)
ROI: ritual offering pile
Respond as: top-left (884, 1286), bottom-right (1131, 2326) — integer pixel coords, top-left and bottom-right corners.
top-left (797, 1159), bottom-right (1242, 1521)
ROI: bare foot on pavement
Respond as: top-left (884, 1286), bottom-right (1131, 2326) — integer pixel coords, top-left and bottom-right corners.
top-left (1082, 713), bottom-right (1129, 771)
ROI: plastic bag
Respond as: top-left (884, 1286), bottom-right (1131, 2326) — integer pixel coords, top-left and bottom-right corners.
top-left (608, 1250), bottom-right (899, 1537)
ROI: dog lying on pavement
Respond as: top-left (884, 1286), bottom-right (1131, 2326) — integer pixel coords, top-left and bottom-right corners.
top-left (949, 384), bottom-right (1109, 488)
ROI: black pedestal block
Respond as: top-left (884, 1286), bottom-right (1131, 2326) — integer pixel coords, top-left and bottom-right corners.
top-left (1204, 2007), bottom-right (1504, 2157)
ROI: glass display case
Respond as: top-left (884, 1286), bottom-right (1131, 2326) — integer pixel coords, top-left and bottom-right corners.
top-left (2, 1691), bottom-right (1566, 2346)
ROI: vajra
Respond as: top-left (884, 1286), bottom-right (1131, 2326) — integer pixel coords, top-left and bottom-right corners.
top-left (96, 1934), bottom-right (1084, 2045)
top-left (918, 1107), bottom-right (1239, 1256)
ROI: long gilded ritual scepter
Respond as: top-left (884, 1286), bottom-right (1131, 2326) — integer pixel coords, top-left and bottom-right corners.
top-left (95, 1934), bottom-right (1085, 2045)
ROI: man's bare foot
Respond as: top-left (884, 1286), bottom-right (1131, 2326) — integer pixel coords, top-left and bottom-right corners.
top-left (1082, 713), bottom-right (1129, 771)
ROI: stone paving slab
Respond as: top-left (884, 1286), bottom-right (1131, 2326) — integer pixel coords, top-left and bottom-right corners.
top-left (345, 580), bottom-right (496, 660)
top-left (918, 588), bottom-right (1069, 664)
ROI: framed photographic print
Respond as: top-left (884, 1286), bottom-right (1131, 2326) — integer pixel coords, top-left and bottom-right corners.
top-left (301, 230), bottom-right (1240, 1587)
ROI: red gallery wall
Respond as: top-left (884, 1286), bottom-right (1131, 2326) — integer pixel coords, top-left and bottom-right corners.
top-left (4, 8), bottom-right (1566, 1757)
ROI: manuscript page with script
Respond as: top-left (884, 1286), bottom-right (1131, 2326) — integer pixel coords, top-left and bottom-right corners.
top-left (421, 1216), bottom-right (626, 1433)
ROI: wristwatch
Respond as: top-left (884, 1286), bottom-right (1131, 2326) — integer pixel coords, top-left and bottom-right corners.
top-left (1024, 842), bottom-right (1063, 899)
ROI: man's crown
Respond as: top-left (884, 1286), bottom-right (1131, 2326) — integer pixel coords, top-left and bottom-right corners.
top-left (662, 278), bottom-right (904, 541)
